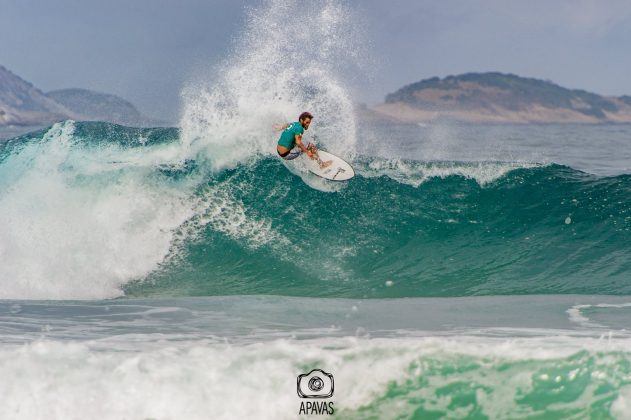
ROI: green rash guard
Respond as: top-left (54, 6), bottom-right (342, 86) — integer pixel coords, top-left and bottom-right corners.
top-left (277, 122), bottom-right (304, 149)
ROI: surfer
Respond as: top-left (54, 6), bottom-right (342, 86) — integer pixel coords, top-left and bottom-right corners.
top-left (274, 112), bottom-right (331, 168)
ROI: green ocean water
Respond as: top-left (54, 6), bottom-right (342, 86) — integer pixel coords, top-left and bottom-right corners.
top-left (2, 0), bottom-right (631, 416)
top-left (2, 120), bottom-right (631, 419)
top-left (1, 120), bottom-right (629, 300)
top-left (130, 156), bottom-right (631, 299)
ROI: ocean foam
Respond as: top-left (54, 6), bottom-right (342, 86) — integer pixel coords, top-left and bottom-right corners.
top-left (356, 158), bottom-right (541, 187)
top-left (179, 0), bottom-right (361, 170)
top-left (0, 335), bottom-right (629, 419)
top-left (0, 122), bottom-right (195, 299)
top-left (568, 303), bottom-right (631, 329)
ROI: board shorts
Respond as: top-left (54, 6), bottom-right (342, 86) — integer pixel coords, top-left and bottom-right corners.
top-left (278, 147), bottom-right (302, 160)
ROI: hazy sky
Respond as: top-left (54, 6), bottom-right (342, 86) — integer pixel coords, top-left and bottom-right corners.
top-left (2, 0), bottom-right (631, 121)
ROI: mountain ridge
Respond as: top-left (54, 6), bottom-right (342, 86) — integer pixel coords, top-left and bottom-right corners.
top-left (47, 88), bottom-right (161, 127)
top-left (0, 64), bottom-right (160, 129)
top-left (373, 72), bottom-right (631, 123)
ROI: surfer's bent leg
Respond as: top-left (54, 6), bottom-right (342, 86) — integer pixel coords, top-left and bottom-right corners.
top-left (281, 147), bottom-right (302, 160)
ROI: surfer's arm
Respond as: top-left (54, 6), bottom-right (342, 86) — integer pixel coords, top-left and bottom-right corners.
top-left (295, 135), bottom-right (314, 159)
top-left (273, 123), bottom-right (289, 131)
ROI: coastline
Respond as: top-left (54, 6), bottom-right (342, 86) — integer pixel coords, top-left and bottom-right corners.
top-left (369, 101), bottom-right (631, 124)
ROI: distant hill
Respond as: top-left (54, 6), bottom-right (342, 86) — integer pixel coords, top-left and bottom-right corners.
top-left (47, 88), bottom-right (159, 127)
top-left (0, 65), bottom-right (75, 126)
top-left (0, 64), bottom-right (161, 129)
top-left (373, 72), bottom-right (631, 123)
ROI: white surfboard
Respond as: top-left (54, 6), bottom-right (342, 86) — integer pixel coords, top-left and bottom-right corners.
top-left (305, 150), bottom-right (355, 181)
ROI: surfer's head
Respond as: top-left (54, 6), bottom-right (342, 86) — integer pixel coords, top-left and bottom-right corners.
top-left (299, 112), bottom-right (313, 130)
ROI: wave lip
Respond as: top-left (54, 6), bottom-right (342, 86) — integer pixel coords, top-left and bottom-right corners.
top-left (355, 157), bottom-right (542, 187)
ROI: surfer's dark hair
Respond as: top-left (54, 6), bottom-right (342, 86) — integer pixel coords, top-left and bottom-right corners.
top-left (299, 112), bottom-right (313, 121)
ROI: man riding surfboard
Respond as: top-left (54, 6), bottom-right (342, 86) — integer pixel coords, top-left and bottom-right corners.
top-left (274, 112), bottom-right (331, 168)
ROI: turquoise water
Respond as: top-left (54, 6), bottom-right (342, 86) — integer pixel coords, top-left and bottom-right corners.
top-left (4, 122), bottom-right (629, 299)
top-left (132, 156), bottom-right (631, 299)
top-left (1, 121), bottom-right (631, 419)
top-left (1, 0), bottom-right (631, 416)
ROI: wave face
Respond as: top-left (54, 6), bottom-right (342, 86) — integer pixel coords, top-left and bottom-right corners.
top-left (132, 150), bottom-right (631, 299)
top-left (1, 121), bottom-right (630, 299)
top-left (0, 0), bottom-right (366, 300)
top-left (0, 0), bottom-right (629, 300)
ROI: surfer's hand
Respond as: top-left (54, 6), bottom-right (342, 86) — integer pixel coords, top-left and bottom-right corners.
top-left (273, 123), bottom-right (285, 131)
top-left (306, 150), bottom-right (315, 159)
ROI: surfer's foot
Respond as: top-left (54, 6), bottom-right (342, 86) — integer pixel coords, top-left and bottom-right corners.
top-left (319, 160), bottom-right (333, 169)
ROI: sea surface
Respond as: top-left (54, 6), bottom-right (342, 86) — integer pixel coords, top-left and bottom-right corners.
top-left (2, 1), bottom-right (631, 419)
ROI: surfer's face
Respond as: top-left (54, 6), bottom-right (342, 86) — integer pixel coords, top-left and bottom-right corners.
top-left (300, 118), bottom-right (312, 130)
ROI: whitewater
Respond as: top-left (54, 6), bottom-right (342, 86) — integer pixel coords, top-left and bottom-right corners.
top-left (1, 0), bottom-right (631, 418)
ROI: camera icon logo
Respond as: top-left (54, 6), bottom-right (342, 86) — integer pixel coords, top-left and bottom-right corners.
top-left (297, 369), bottom-right (334, 399)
